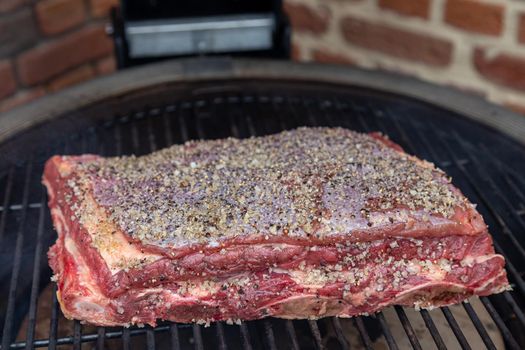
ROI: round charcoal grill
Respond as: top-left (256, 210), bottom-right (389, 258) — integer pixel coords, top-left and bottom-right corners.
top-left (1, 58), bottom-right (525, 350)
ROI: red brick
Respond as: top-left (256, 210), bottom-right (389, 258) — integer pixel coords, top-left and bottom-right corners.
top-left (0, 0), bottom-right (27, 13)
top-left (95, 55), bottom-right (116, 75)
top-left (90, 0), bottom-right (118, 17)
top-left (341, 17), bottom-right (452, 67)
top-left (17, 25), bottom-right (113, 86)
top-left (48, 65), bottom-right (95, 92)
top-left (312, 49), bottom-right (354, 65)
top-left (0, 88), bottom-right (45, 113)
top-left (378, 0), bottom-right (430, 19)
top-left (518, 14), bottom-right (525, 44)
top-left (444, 0), bottom-right (503, 36)
top-left (36, 0), bottom-right (86, 35)
top-left (0, 8), bottom-right (39, 57)
top-left (0, 60), bottom-right (16, 99)
top-left (284, 2), bottom-right (330, 35)
top-left (474, 48), bottom-right (525, 91)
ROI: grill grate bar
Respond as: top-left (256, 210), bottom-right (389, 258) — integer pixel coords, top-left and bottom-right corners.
top-left (1, 161), bottom-right (33, 350)
top-left (353, 318), bottom-right (374, 350)
top-left (440, 307), bottom-right (471, 350)
top-left (178, 108), bottom-right (190, 142)
top-left (227, 111), bottom-right (241, 139)
top-left (239, 323), bottom-right (253, 350)
top-left (146, 328), bottom-right (156, 350)
top-left (47, 284), bottom-right (59, 350)
top-left (394, 306), bottom-right (422, 350)
top-left (419, 310), bottom-right (446, 350)
top-left (376, 312), bottom-right (399, 350)
top-left (170, 324), bottom-right (181, 350)
top-left (24, 189), bottom-right (47, 350)
top-left (0, 167), bottom-right (15, 241)
top-left (147, 115), bottom-right (157, 152)
top-left (481, 297), bottom-right (521, 350)
top-left (215, 322), bottom-right (228, 350)
top-left (96, 327), bottom-right (105, 350)
top-left (331, 318), bottom-right (350, 350)
top-left (163, 112), bottom-right (174, 146)
top-left (130, 115), bottom-right (140, 152)
top-left (73, 321), bottom-right (81, 350)
top-left (262, 320), bottom-right (277, 350)
top-left (463, 302), bottom-right (497, 350)
top-left (192, 324), bottom-right (204, 350)
top-left (194, 108), bottom-right (207, 140)
top-left (285, 320), bottom-right (300, 350)
top-left (307, 320), bottom-right (323, 350)
top-left (114, 123), bottom-right (122, 156)
top-left (503, 292), bottom-right (525, 328)
top-left (244, 114), bottom-right (257, 136)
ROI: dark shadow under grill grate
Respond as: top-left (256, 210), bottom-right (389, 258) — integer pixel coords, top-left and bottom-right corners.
top-left (1, 79), bottom-right (525, 349)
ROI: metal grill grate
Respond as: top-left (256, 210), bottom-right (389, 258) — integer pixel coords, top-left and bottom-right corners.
top-left (1, 79), bottom-right (525, 349)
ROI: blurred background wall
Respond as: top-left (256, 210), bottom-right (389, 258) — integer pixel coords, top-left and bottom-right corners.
top-left (1, 0), bottom-right (525, 115)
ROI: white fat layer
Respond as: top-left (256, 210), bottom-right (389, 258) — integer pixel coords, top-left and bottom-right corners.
top-left (461, 254), bottom-right (503, 267)
top-left (64, 236), bottom-right (105, 300)
top-left (42, 178), bottom-right (54, 202)
top-left (51, 208), bottom-right (65, 238)
top-left (287, 254), bottom-right (504, 290)
top-left (74, 301), bottom-right (105, 314)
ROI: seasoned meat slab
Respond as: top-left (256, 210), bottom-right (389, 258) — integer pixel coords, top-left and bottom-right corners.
top-left (43, 127), bottom-right (509, 326)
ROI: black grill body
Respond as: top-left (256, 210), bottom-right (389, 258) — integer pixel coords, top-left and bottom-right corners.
top-left (0, 58), bottom-right (524, 349)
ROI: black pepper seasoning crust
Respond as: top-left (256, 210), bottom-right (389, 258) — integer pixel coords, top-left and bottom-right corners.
top-left (77, 127), bottom-right (468, 246)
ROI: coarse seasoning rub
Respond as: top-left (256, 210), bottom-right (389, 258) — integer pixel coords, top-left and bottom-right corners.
top-left (43, 127), bottom-right (509, 326)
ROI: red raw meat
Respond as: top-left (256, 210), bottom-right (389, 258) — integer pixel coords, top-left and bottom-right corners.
top-left (43, 127), bottom-right (509, 326)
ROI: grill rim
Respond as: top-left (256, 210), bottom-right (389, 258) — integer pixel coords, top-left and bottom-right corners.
top-left (1, 57), bottom-right (525, 145)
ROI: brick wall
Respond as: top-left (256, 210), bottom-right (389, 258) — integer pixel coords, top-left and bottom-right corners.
top-left (0, 0), bottom-right (116, 112)
top-left (286, 0), bottom-right (525, 115)
top-left (2, 0), bottom-right (525, 116)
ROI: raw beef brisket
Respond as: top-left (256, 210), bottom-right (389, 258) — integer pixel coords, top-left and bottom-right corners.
top-left (43, 127), bottom-right (509, 326)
